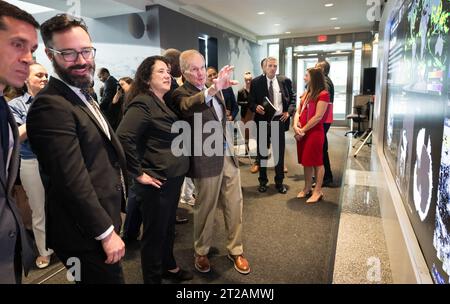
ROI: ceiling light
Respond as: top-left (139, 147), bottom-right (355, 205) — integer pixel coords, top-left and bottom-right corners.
top-left (330, 17), bottom-right (338, 21)
top-left (274, 23), bottom-right (280, 26)
top-left (334, 27), bottom-right (341, 30)
top-left (285, 31), bottom-right (291, 34)
top-left (257, 12), bottom-right (265, 15)
top-left (325, 3), bottom-right (334, 7)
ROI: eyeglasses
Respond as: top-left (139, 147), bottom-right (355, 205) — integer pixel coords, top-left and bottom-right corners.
top-left (48, 47), bottom-right (96, 62)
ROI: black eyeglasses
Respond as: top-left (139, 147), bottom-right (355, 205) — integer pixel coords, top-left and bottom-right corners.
top-left (48, 47), bottom-right (96, 62)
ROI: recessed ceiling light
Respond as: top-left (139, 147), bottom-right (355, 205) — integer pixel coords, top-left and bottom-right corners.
top-left (330, 17), bottom-right (338, 21)
top-left (285, 31), bottom-right (291, 34)
top-left (274, 23), bottom-right (280, 26)
top-left (325, 3), bottom-right (334, 7)
top-left (257, 12), bottom-right (265, 15)
top-left (334, 27), bottom-right (341, 30)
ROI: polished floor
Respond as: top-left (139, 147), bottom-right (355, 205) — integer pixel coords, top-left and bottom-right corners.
top-left (22, 128), bottom-right (392, 284)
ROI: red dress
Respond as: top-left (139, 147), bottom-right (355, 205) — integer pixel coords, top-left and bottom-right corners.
top-left (297, 90), bottom-right (330, 166)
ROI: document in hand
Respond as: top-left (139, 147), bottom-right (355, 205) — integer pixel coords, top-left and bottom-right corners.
top-left (262, 96), bottom-right (277, 121)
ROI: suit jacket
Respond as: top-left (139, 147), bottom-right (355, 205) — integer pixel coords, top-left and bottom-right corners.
top-left (0, 100), bottom-right (34, 283)
top-left (27, 77), bottom-right (128, 253)
top-left (172, 81), bottom-right (238, 178)
top-left (163, 77), bottom-right (182, 118)
top-left (117, 93), bottom-right (189, 181)
top-left (100, 76), bottom-right (119, 121)
top-left (248, 75), bottom-right (296, 131)
top-left (221, 87), bottom-right (239, 120)
top-left (325, 75), bottom-right (335, 103)
top-left (237, 88), bottom-right (250, 118)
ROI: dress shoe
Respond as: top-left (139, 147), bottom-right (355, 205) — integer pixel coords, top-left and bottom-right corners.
top-left (36, 255), bottom-right (51, 269)
top-left (194, 254), bottom-right (211, 273)
top-left (176, 215), bottom-right (189, 224)
top-left (250, 163), bottom-right (260, 174)
top-left (162, 268), bottom-right (193, 281)
top-left (258, 184), bottom-right (268, 193)
top-left (296, 189), bottom-right (312, 198)
top-left (227, 254), bottom-right (251, 275)
top-left (180, 198), bottom-right (196, 206)
top-left (276, 184), bottom-right (288, 194)
top-left (306, 192), bottom-right (324, 204)
top-left (322, 179), bottom-right (334, 187)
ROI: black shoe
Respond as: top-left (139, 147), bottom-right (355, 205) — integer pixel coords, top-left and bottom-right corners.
top-left (175, 215), bottom-right (189, 224)
top-left (323, 179), bottom-right (334, 187)
top-left (258, 184), bottom-right (268, 193)
top-left (276, 184), bottom-right (287, 194)
top-left (162, 269), bottom-right (193, 281)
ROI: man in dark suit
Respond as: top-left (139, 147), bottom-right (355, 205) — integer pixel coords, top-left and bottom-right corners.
top-left (316, 60), bottom-right (334, 186)
top-left (0, 1), bottom-right (38, 284)
top-left (97, 67), bottom-right (119, 121)
top-left (249, 56), bottom-right (296, 194)
top-left (172, 50), bottom-right (250, 275)
top-left (27, 14), bottom-right (127, 284)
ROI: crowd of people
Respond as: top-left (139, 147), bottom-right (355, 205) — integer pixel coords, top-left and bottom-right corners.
top-left (0, 2), bottom-right (335, 284)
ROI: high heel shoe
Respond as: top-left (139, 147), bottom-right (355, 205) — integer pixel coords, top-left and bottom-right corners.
top-left (297, 190), bottom-right (312, 198)
top-left (306, 192), bottom-right (323, 204)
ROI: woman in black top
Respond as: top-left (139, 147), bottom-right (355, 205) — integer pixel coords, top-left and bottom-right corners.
top-left (117, 56), bottom-right (191, 284)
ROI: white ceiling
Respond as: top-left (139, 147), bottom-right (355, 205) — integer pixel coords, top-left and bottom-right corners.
top-left (157, 0), bottom-right (374, 39)
top-left (12, 0), bottom-right (374, 40)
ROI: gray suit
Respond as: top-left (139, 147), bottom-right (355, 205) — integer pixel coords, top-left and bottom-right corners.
top-left (172, 81), bottom-right (244, 257)
top-left (0, 99), bottom-right (34, 284)
top-left (172, 81), bottom-right (239, 178)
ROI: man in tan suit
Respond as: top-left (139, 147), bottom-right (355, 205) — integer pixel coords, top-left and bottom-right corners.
top-left (172, 50), bottom-right (250, 275)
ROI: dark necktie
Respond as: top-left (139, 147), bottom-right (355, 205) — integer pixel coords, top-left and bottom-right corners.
top-left (0, 96), bottom-right (10, 166)
top-left (81, 89), bottom-right (103, 117)
top-left (81, 89), bottom-right (127, 202)
top-left (268, 80), bottom-right (274, 103)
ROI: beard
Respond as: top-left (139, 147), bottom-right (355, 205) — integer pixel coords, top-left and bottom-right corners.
top-left (53, 60), bottom-right (95, 89)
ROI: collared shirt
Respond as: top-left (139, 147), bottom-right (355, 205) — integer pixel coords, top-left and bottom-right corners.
top-left (52, 75), bottom-right (113, 240)
top-left (8, 92), bottom-right (36, 160)
top-left (54, 75), bottom-right (111, 140)
top-left (203, 86), bottom-right (224, 122)
top-left (267, 76), bottom-right (283, 116)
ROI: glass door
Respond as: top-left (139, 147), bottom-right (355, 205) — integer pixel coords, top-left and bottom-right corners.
top-left (325, 55), bottom-right (351, 125)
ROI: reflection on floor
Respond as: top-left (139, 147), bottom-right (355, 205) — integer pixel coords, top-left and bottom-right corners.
top-left (22, 128), bottom-right (392, 284)
top-left (332, 137), bottom-right (393, 284)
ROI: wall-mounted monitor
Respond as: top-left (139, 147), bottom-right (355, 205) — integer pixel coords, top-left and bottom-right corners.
top-left (383, 0), bottom-right (449, 284)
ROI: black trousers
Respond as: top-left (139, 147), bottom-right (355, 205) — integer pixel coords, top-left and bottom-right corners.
top-left (135, 175), bottom-right (184, 284)
top-left (323, 123), bottom-right (333, 181)
top-left (56, 247), bottom-right (125, 284)
top-left (256, 116), bottom-right (286, 185)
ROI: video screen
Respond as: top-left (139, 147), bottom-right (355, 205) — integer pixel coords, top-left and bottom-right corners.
top-left (384, 0), bottom-right (450, 283)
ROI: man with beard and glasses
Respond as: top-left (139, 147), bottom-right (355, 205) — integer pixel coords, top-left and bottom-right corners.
top-left (26, 14), bottom-right (128, 284)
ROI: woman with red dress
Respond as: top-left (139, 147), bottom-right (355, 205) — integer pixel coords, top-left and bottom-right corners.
top-left (293, 68), bottom-right (330, 203)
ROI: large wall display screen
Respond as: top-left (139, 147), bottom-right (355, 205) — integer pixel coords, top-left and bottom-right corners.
top-left (384, 0), bottom-right (449, 283)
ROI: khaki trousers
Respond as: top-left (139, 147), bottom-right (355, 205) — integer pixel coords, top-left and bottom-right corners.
top-left (193, 156), bottom-right (243, 256)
